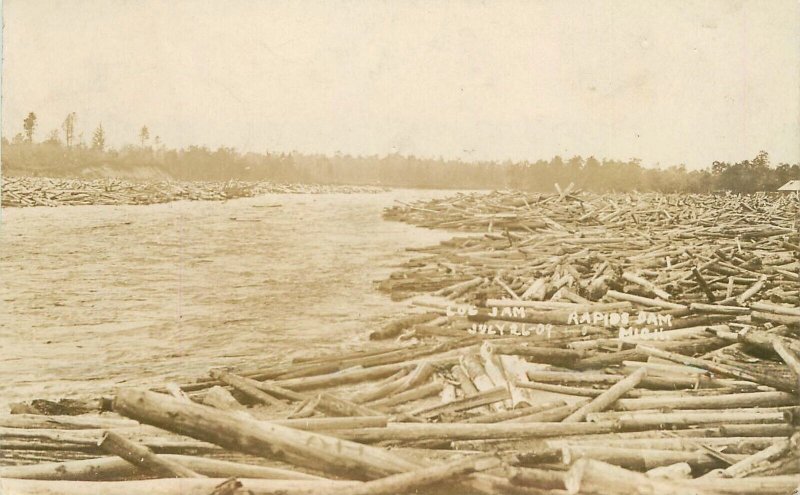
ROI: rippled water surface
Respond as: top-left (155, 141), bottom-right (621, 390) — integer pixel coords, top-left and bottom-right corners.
top-left (0, 190), bottom-right (460, 411)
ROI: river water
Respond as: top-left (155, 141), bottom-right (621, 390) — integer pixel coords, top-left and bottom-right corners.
top-left (0, 189), bottom-right (460, 412)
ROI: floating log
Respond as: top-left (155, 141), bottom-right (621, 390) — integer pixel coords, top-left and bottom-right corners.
top-left (562, 367), bottom-right (648, 423)
top-left (97, 431), bottom-right (202, 478)
top-left (112, 389), bottom-right (419, 480)
top-left (0, 478), bottom-right (363, 495)
top-left (0, 455), bottom-right (326, 481)
top-left (637, 344), bottom-right (797, 393)
top-left (561, 445), bottom-right (741, 471)
top-left (565, 458), bottom-right (800, 495)
top-left (613, 391), bottom-right (797, 411)
top-left (327, 454), bottom-right (503, 495)
top-left (328, 420), bottom-right (618, 443)
top-left (461, 399), bottom-right (568, 423)
top-left (209, 370), bottom-right (285, 407)
top-left (368, 312), bottom-right (441, 340)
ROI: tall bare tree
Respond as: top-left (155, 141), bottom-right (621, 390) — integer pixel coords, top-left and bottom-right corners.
top-left (139, 125), bottom-right (150, 148)
top-left (61, 112), bottom-right (76, 148)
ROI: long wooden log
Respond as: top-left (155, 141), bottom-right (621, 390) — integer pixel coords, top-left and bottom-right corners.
top-left (271, 354), bottom-right (461, 392)
top-left (312, 392), bottom-right (386, 417)
top-left (549, 436), bottom-right (780, 454)
top-left (328, 420), bottom-right (618, 442)
top-left (461, 399), bottom-right (568, 423)
top-left (622, 272), bottom-right (671, 300)
top-left (277, 416), bottom-right (388, 431)
top-left (209, 370), bottom-right (284, 407)
top-left (562, 367), bottom-right (647, 423)
top-left (485, 299), bottom-right (631, 312)
top-left (689, 302), bottom-right (750, 315)
top-left (0, 478), bottom-right (363, 495)
top-left (605, 290), bottom-right (686, 310)
top-left (507, 466), bottom-right (566, 490)
top-left (368, 312), bottom-right (441, 340)
top-left (561, 445), bottom-right (742, 471)
top-left (752, 311), bottom-right (800, 326)
top-left (505, 400), bottom-right (592, 423)
top-left (202, 386), bottom-right (250, 411)
top-left (706, 434), bottom-right (795, 479)
top-left (565, 458), bottom-right (800, 495)
top-left (409, 386), bottom-right (510, 419)
top-left (367, 381), bottom-right (444, 409)
top-left (97, 431), bottom-right (202, 478)
top-left (637, 344), bottom-right (797, 393)
top-left (773, 339), bottom-right (800, 390)
top-left (615, 410), bottom-right (788, 428)
top-left (348, 368), bottom-right (415, 403)
top-left (484, 342), bottom-right (584, 366)
top-left (254, 381), bottom-right (308, 402)
top-left (0, 455), bottom-right (327, 481)
top-left (112, 389), bottom-right (419, 480)
top-left (613, 391), bottom-right (797, 411)
top-left (749, 301), bottom-right (800, 317)
top-left (326, 454), bottom-right (503, 495)
top-left (0, 415), bottom-right (140, 430)
top-left (573, 337), bottom-right (728, 370)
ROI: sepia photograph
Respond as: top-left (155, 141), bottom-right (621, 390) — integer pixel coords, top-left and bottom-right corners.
top-left (1, 1), bottom-right (800, 494)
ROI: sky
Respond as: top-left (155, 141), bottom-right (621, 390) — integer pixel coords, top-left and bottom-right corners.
top-left (2, 0), bottom-right (799, 169)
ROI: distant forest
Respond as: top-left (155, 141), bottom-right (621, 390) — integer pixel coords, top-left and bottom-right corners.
top-left (3, 112), bottom-right (799, 193)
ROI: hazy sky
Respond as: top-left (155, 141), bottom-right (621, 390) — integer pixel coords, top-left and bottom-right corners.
top-left (3, 0), bottom-right (799, 168)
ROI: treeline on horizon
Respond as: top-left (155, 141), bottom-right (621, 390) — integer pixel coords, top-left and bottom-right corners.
top-left (3, 112), bottom-right (799, 193)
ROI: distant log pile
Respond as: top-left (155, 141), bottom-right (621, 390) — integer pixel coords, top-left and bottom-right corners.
top-left (3, 186), bottom-right (800, 494)
top-left (1, 176), bottom-right (387, 207)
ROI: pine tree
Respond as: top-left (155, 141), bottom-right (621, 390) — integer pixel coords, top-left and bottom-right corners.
top-left (23, 112), bottom-right (37, 142)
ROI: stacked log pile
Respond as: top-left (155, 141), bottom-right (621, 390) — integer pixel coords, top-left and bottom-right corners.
top-left (3, 187), bottom-right (800, 494)
top-left (1, 177), bottom-right (386, 207)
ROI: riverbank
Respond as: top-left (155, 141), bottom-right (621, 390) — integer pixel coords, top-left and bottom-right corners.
top-left (0, 176), bottom-right (388, 207)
